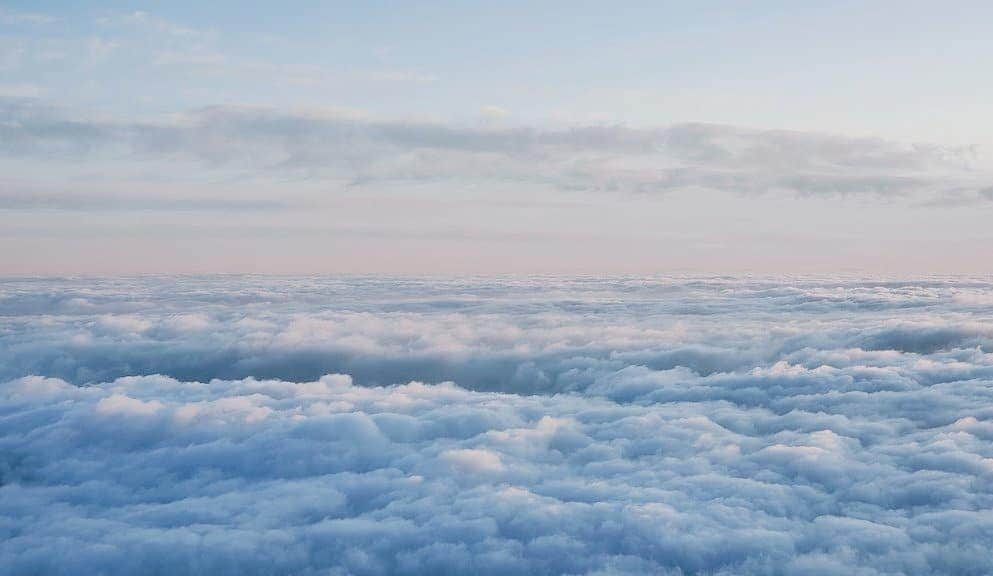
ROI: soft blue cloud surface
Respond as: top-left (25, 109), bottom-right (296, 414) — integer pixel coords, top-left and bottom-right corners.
top-left (3, 275), bottom-right (993, 574)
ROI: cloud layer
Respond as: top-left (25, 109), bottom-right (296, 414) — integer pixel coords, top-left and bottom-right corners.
top-left (3, 276), bottom-right (993, 574)
top-left (4, 98), bottom-right (992, 208)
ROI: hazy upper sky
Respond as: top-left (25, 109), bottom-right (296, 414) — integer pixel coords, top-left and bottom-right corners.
top-left (3, 0), bottom-right (993, 274)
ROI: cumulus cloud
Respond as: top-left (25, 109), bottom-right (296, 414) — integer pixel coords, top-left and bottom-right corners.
top-left (2, 276), bottom-right (993, 573)
top-left (3, 97), bottom-right (991, 207)
top-left (4, 276), bottom-right (993, 390)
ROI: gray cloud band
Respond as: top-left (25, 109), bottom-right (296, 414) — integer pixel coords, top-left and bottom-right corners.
top-left (2, 98), bottom-right (991, 208)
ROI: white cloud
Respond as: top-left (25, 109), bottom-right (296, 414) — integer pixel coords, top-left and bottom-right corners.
top-left (95, 392), bottom-right (164, 416)
top-left (0, 8), bottom-right (56, 25)
top-left (84, 36), bottom-right (120, 67)
top-left (2, 276), bottom-right (993, 573)
top-left (440, 448), bottom-right (505, 474)
top-left (0, 83), bottom-right (44, 98)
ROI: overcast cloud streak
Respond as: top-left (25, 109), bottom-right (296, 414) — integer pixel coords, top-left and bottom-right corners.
top-left (3, 98), bottom-right (991, 206)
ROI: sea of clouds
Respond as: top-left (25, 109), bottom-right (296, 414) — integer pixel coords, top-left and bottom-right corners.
top-left (3, 276), bottom-right (993, 574)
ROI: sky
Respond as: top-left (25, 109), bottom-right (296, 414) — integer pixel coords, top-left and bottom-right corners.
top-left (3, 1), bottom-right (993, 274)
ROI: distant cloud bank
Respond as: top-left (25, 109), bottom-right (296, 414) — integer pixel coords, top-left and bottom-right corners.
top-left (3, 97), bottom-right (992, 210)
top-left (3, 276), bottom-right (993, 573)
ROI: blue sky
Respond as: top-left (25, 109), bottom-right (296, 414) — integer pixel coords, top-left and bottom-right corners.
top-left (3, 1), bottom-right (993, 273)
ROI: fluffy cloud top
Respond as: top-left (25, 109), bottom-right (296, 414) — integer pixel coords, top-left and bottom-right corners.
top-left (3, 276), bottom-right (993, 574)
